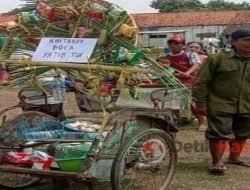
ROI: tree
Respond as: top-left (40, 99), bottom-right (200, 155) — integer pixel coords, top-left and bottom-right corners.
top-left (150, 0), bottom-right (250, 12)
top-left (151, 0), bottom-right (205, 12)
top-left (184, 0), bottom-right (205, 11)
top-left (206, 0), bottom-right (250, 11)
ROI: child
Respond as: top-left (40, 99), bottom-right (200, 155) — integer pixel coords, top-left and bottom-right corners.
top-left (157, 34), bottom-right (201, 124)
top-left (186, 41), bottom-right (208, 132)
top-left (157, 34), bottom-right (201, 85)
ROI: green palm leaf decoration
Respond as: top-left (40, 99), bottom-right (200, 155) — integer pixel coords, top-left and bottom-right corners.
top-left (0, 0), bottom-right (190, 111)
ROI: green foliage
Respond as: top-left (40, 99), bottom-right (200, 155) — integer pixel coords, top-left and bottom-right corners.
top-left (151, 0), bottom-right (250, 12)
top-left (206, 0), bottom-right (250, 11)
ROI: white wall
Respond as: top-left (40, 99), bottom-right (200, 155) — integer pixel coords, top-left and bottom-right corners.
top-left (139, 25), bottom-right (225, 48)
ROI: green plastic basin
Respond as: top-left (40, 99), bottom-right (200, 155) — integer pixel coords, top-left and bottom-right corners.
top-left (56, 158), bottom-right (86, 172)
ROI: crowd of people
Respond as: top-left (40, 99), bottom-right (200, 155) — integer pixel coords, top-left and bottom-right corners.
top-left (157, 29), bottom-right (250, 175)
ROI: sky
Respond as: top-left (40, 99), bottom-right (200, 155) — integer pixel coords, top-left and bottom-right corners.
top-left (0, 0), bottom-right (247, 14)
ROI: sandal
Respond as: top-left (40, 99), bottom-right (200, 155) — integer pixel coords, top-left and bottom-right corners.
top-left (226, 160), bottom-right (250, 167)
top-left (208, 165), bottom-right (226, 175)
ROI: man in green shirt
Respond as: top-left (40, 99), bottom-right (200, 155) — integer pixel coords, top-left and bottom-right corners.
top-left (192, 29), bottom-right (250, 174)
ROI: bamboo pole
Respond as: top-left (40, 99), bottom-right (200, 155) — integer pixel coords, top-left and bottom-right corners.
top-left (4, 60), bottom-right (150, 74)
top-left (128, 13), bottom-right (139, 47)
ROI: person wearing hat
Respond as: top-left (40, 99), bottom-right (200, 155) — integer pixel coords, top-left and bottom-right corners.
top-left (192, 29), bottom-right (250, 175)
top-left (156, 34), bottom-right (201, 127)
top-left (157, 34), bottom-right (201, 85)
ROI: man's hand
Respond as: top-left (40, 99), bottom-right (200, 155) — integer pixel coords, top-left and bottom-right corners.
top-left (191, 101), bottom-right (207, 116)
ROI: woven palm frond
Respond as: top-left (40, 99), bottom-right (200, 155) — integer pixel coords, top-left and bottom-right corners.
top-left (0, 0), bottom-right (190, 100)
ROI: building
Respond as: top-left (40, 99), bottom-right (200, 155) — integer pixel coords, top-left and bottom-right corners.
top-left (132, 11), bottom-right (250, 48)
top-left (0, 14), bottom-right (17, 24)
top-left (1, 11), bottom-right (250, 49)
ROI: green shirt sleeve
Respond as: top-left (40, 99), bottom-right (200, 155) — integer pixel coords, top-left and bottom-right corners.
top-left (192, 55), bottom-right (218, 108)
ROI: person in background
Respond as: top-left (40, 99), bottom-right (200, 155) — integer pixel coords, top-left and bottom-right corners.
top-left (192, 29), bottom-right (250, 175)
top-left (186, 41), bottom-right (208, 132)
top-left (157, 34), bottom-right (201, 85)
top-left (186, 41), bottom-right (207, 62)
top-left (156, 34), bottom-right (201, 124)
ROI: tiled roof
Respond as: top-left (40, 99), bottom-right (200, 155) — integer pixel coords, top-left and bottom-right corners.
top-left (132, 11), bottom-right (250, 28)
top-left (0, 15), bottom-right (18, 23)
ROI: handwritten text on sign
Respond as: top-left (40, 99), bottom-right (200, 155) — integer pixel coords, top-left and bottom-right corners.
top-left (32, 38), bottom-right (98, 63)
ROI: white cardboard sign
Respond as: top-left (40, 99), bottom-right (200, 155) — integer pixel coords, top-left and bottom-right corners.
top-left (32, 38), bottom-right (98, 63)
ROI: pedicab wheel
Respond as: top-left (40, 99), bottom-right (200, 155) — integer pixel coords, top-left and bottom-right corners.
top-left (0, 111), bottom-right (58, 188)
top-left (0, 147), bottom-right (40, 189)
top-left (111, 129), bottom-right (177, 190)
top-left (0, 170), bottom-right (41, 189)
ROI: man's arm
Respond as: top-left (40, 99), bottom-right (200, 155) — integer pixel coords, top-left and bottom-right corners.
top-left (192, 55), bottom-right (217, 108)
